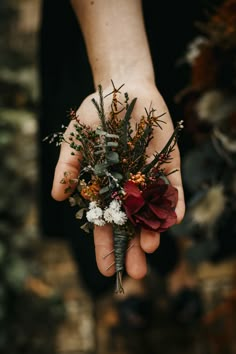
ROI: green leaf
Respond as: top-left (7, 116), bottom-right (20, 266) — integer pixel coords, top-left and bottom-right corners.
top-left (95, 129), bottom-right (119, 139)
top-left (107, 141), bottom-right (118, 147)
top-left (99, 185), bottom-right (110, 194)
top-left (159, 174), bottom-right (170, 184)
top-left (105, 133), bottom-right (119, 139)
top-left (94, 149), bottom-right (104, 155)
top-left (94, 163), bottom-right (108, 176)
top-left (95, 129), bottom-right (107, 136)
top-left (106, 151), bottom-right (119, 163)
top-left (112, 172), bottom-right (123, 181)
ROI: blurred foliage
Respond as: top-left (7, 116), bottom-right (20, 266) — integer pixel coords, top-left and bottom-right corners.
top-left (173, 0), bottom-right (236, 265)
top-left (0, 109), bottom-right (65, 354)
top-left (0, 1), bottom-right (65, 353)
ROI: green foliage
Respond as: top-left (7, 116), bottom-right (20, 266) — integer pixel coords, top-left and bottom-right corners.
top-left (0, 114), bottom-right (65, 353)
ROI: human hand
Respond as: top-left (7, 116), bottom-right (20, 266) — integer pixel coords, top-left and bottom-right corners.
top-left (51, 82), bottom-right (185, 280)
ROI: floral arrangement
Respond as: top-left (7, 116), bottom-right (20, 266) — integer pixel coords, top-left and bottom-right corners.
top-left (48, 82), bottom-right (183, 293)
top-left (172, 0), bottom-right (236, 264)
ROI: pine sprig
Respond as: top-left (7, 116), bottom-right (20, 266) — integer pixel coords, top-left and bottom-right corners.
top-left (118, 97), bottom-right (137, 152)
top-left (92, 84), bottom-right (107, 131)
top-left (142, 120), bottom-right (184, 175)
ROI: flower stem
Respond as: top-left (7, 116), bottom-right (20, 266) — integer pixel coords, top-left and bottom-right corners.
top-left (113, 224), bottom-right (129, 294)
top-left (115, 271), bottom-right (124, 294)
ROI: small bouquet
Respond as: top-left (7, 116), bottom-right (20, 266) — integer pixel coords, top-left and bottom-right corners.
top-left (48, 82), bottom-right (183, 293)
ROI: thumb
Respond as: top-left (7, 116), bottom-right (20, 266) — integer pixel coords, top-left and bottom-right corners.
top-left (167, 165), bottom-right (185, 224)
top-left (51, 131), bottom-right (81, 201)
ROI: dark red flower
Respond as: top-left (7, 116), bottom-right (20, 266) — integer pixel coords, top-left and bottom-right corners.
top-left (123, 179), bottom-right (178, 232)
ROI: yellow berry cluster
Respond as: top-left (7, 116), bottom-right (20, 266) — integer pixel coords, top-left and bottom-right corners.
top-left (129, 171), bottom-right (146, 186)
top-left (80, 179), bottom-right (100, 201)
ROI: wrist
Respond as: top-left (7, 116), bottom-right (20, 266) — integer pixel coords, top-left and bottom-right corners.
top-left (92, 57), bottom-right (155, 90)
top-left (94, 76), bottom-right (156, 97)
top-left (93, 79), bottom-right (170, 126)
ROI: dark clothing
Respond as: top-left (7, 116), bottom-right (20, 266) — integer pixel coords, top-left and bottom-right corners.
top-left (38, 0), bottom-right (205, 297)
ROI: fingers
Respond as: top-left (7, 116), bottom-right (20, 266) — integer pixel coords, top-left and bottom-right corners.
top-left (126, 235), bottom-right (147, 279)
top-left (94, 226), bottom-right (148, 279)
top-left (140, 229), bottom-right (160, 253)
top-left (94, 224), bottom-right (116, 277)
top-left (165, 150), bottom-right (186, 224)
top-left (173, 184), bottom-right (185, 224)
top-left (51, 126), bottom-right (81, 201)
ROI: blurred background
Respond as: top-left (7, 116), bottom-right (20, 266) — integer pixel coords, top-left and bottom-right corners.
top-left (0, 1), bottom-right (236, 354)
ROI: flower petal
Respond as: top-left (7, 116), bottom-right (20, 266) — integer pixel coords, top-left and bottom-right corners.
top-left (123, 181), bottom-right (145, 216)
top-left (158, 210), bottom-right (177, 231)
top-left (148, 203), bottom-right (170, 219)
top-left (124, 181), bottom-right (142, 196)
top-left (136, 214), bottom-right (161, 231)
top-left (164, 185), bottom-right (178, 207)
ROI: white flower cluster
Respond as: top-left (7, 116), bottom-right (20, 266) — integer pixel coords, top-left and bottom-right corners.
top-left (104, 200), bottom-right (127, 225)
top-left (86, 200), bottom-right (127, 226)
top-left (86, 201), bottom-right (105, 226)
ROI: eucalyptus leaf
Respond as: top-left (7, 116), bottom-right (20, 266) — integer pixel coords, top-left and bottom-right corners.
top-left (94, 163), bottom-right (107, 176)
top-left (107, 142), bottom-right (118, 147)
top-left (106, 151), bottom-right (119, 163)
top-left (95, 129), bottom-right (106, 136)
top-left (95, 129), bottom-right (119, 139)
top-left (111, 172), bottom-right (123, 181)
top-left (99, 185), bottom-right (110, 194)
top-left (94, 149), bottom-right (104, 155)
top-left (105, 133), bottom-right (119, 139)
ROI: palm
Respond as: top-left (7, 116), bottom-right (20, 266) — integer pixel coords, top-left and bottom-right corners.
top-left (51, 85), bottom-right (185, 279)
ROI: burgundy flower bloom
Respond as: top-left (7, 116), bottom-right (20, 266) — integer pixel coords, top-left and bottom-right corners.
top-left (123, 179), bottom-right (178, 232)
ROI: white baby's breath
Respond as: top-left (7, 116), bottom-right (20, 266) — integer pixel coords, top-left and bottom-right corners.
top-left (103, 208), bottom-right (113, 223)
top-left (89, 201), bottom-right (98, 209)
top-left (109, 199), bottom-right (122, 211)
top-left (93, 219), bottom-right (106, 226)
top-left (104, 200), bottom-right (127, 225)
top-left (112, 211), bottom-right (127, 225)
top-left (86, 202), bottom-right (105, 226)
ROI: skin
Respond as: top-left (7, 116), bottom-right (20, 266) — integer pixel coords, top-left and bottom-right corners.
top-left (51, 0), bottom-right (185, 280)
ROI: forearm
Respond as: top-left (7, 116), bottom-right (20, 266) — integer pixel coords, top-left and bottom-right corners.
top-left (70, 0), bottom-right (155, 89)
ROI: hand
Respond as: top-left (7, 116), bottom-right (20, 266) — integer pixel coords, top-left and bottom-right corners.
top-left (51, 82), bottom-right (185, 279)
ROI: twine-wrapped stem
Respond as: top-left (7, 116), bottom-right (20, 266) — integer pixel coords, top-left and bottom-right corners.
top-left (113, 224), bottom-right (129, 293)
